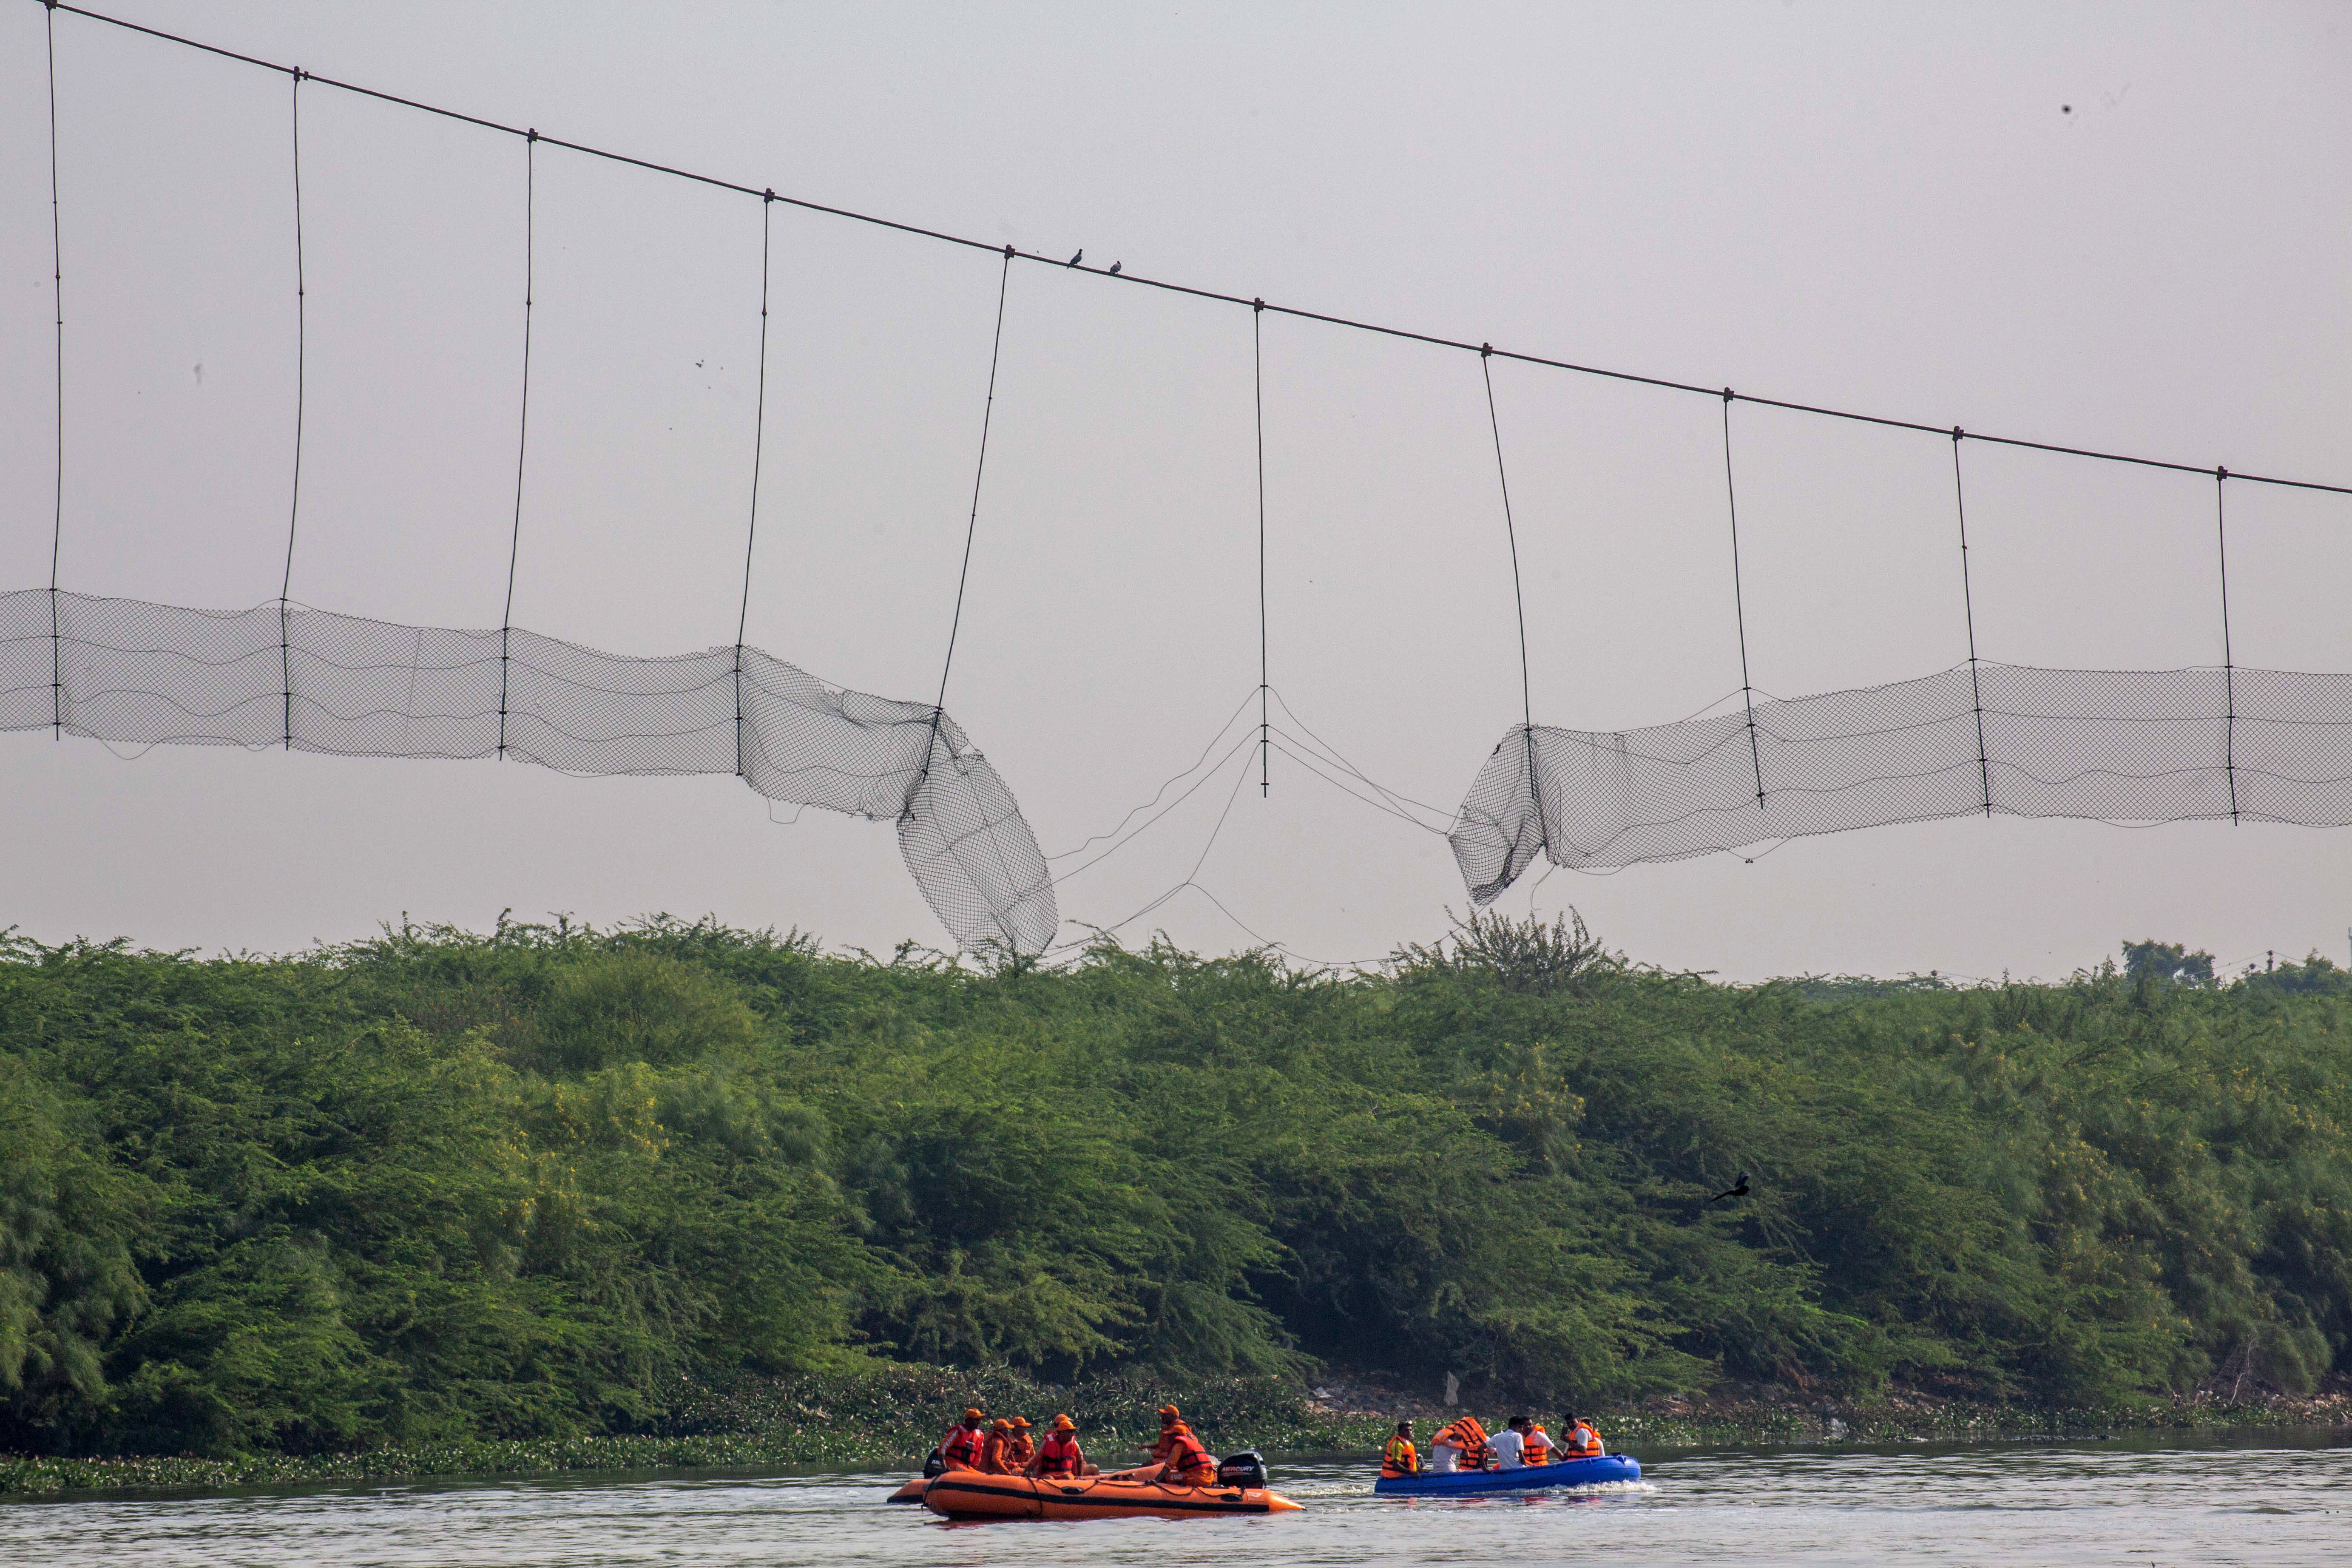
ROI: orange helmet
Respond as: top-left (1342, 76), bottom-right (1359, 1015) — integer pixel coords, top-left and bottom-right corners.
top-left (962, 1407), bottom-right (984, 1420)
top-left (1052, 1414), bottom-right (1076, 1432)
top-left (1011, 1416), bottom-right (1032, 1429)
top-left (1158, 1404), bottom-right (1182, 1426)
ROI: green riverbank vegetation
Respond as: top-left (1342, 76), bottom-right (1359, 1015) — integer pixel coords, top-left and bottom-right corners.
top-left (3, 914), bottom-right (2347, 1489)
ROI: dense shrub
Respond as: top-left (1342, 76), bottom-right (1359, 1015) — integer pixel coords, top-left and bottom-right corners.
top-left (0, 915), bottom-right (2344, 1456)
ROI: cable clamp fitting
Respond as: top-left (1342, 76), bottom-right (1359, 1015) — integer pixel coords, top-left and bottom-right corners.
top-left (1252, 298), bottom-right (1264, 313)
top-left (526, 128), bottom-right (538, 143)
top-left (1722, 387), bottom-right (1736, 403)
top-left (1951, 425), bottom-right (1965, 443)
top-left (1480, 342), bottom-right (1492, 358)
top-left (1003, 243), bottom-right (1015, 258)
top-left (2216, 465), bottom-right (2229, 481)
top-left (763, 187), bottom-right (775, 203)
top-left (292, 67), bottom-right (307, 82)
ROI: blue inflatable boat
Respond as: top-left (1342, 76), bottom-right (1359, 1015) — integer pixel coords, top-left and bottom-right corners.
top-left (1373, 1455), bottom-right (1641, 1496)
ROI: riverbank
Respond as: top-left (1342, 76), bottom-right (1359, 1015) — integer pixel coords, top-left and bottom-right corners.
top-left (6, 1367), bottom-right (2343, 1499)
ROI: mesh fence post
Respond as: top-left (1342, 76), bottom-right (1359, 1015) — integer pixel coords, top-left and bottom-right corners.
top-left (497, 130), bottom-right (537, 761)
top-left (1952, 429), bottom-right (1991, 815)
top-left (45, 0), bottom-right (64, 739)
top-left (2217, 466), bottom-right (2238, 824)
top-left (1720, 390), bottom-right (1765, 807)
top-left (736, 191), bottom-right (775, 780)
top-left (279, 68), bottom-right (307, 751)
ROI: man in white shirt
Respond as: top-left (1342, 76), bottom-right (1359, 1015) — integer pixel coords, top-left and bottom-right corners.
top-left (1488, 1417), bottom-right (1529, 1468)
top-left (1426, 1428), bottom-right (1463, 1472)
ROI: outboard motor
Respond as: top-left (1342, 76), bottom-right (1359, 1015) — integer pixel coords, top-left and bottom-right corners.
top-left (1216, 1449), bottom-right (1268, 1489)
top-left (921, 1446), bottom-right (947, 1478)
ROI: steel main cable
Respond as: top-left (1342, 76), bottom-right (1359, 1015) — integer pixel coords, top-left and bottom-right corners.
top-left (37, 0), bottom-right (2352, 501)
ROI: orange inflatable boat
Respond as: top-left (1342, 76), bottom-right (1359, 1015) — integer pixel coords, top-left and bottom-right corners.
top-left (920, 1466), bottom-right (1302, 1521)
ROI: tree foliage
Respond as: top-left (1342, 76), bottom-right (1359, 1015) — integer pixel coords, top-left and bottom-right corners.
top-left (0, 915), bottom-right (2345, 1457)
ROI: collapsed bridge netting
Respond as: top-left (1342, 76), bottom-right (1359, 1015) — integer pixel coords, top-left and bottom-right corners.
top-left (1450, 660), bottom-right (2352, 894)
top-left (0, 588), bottom-right (1057, 957)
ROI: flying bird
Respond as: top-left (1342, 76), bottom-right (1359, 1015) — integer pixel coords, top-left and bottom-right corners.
top-left (1708, 1172), bottom-right (1752, 1204)
top-left (1066, 249), bottom-right (1084, 267)
top-left (1108, 261), bottom-right (1122, 276)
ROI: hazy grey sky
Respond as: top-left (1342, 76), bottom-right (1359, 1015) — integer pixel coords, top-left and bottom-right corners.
top-left (3, 0), bottom-right (2347, 978)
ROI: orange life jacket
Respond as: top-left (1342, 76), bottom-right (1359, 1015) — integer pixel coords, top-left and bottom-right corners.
top-left (1006, 1433), bottom-right (1035, 1468)
top-left (1522, 1425), bottom-right (1552, 1464)
top-left (1564, 1421), bottom-right (1602, 1457)
top-left (940, 1423), bottom-right (986, 1469)
top-left (1381, 1436), bottom-right (1419, 1478)
top-left (1032, 1432), bottom-right (1084, 1477)
top-left (980, 1430), bottom-right (1013, 1474)
top-left (1159, 1424), bottom-right (1214, 1483)
top-left (1437, 1417), bottom-right (1494, 1470)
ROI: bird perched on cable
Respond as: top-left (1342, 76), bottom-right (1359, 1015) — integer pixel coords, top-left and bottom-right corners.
top-left (1108, 261), bottom-right (1122, 275)
top-left (1708, 1172), bottom-right (1752, 1204)
top-left (1066, 249), bottom-right (1083, 267)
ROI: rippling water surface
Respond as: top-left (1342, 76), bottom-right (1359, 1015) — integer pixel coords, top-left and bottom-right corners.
top-left (6, 1434), bottom-right (2346, 1566)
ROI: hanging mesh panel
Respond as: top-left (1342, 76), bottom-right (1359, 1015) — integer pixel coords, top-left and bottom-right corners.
top-left (0, 588), bottom-right (1056, 955)
top-left (1452, 659), bottom-right (2352, 897)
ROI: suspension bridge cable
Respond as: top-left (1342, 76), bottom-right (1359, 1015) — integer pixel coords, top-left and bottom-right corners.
top-left (735, 191), bottom-right (775, 779)
top-left (278, 68), bottom-right (306, 751)
top-left (1721, 392), bottom-right (1766, 807)
top-left (1253, 299), bottom-right (1269, 795)
top-left (915, 246), bottom-right (1015, 802)
top-left (1951, 429), bottom-right (1991, 816)
top-left (495, 129), bottom-right (536, 761)
top-left (2217, 467), bottom-right (2238, 825)
top-left (1050, 729), bottom-right (1262, 886)
top-left (44, 0), bottom-right (63, 739)
top-left (1478, 345), bottom-right (1543, 847)
top-left (36, 1), bottom-right (2352, 501)
top-left (1045, 686), bottom-right (1261, 859)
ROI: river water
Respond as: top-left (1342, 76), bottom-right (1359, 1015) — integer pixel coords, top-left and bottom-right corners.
top-left (6, 1434), bottom-right (2346, 1566)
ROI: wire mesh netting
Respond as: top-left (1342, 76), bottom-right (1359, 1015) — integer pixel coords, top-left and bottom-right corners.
top-left (1452, 660), bottom-right (2352, 898)
top-left (0, 588), bottom-right (1057, 955)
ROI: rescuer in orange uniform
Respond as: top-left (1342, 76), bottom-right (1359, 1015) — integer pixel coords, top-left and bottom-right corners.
top-left (979, 1418), bottom-right (1017, 1473)
top-left (1149, 1405), bottom-right (1216, 1486)
top-left (1027, 1415), bottom-right (1088, 1477)
top-left (1004, 1416), bottom-right (1035, 1471)
top-left (1381, 1421), bottom-right (1420, 1477)
top-left (940, 1408), bottom-right (988, 1471)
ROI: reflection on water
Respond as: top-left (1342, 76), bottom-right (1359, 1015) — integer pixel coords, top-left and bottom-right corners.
top-left (3, 1433), bottom-right (2346, 1567)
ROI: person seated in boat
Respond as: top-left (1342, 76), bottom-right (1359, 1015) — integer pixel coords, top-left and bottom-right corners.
top-left (940, 1408), bottom-right (989, 1471)
top-left (1488, 1417), bottom-right (1529, 1468)
top-left (1424, 1423), bottom-right (1461, 1473)
top-left (1004, 1416), bottom-right (1035, 1471)
top-left (1521, 1418), bottom-right (1554, 1465)
top-left (1381, 1421), bottom-right (1420, 1478)
top-left (1428, 1417), bottom-right (1486, 1472)
top-left (1027, 1414), bottom-right (1089, 1478)
top-left (1560, 1413), bottom-right (1604, 1457)
top-left (1148, 1407), bottom-right (1217, 1486)
top-left (979, 1418), bottom-right (1018, 1473)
